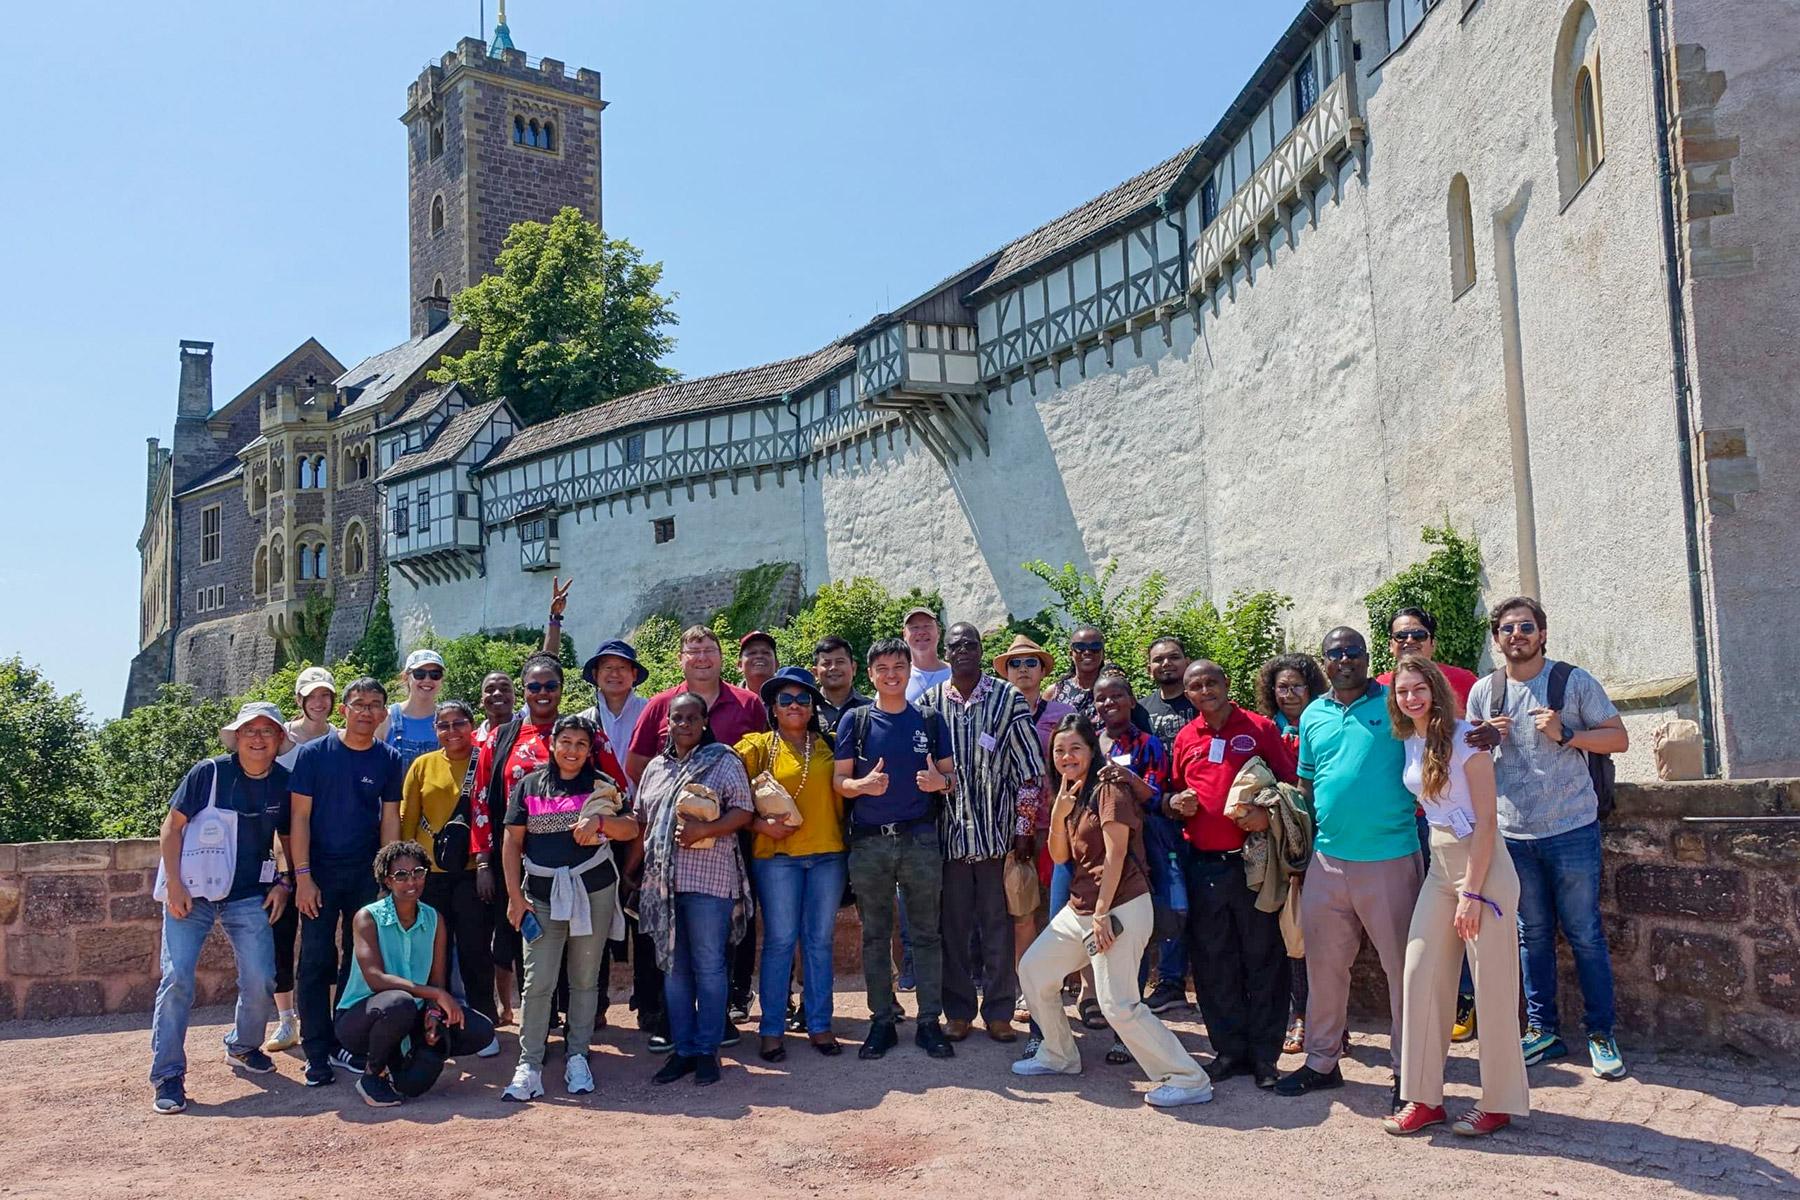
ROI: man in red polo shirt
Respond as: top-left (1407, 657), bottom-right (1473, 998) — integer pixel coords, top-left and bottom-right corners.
top-left (625, 626), bottom-right (768, 782)
top-left (1164, 660), bottom-right (1297, 1089)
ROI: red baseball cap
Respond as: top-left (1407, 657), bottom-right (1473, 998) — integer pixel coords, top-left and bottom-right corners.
top-left (739, 630), bottom-right (777, 652)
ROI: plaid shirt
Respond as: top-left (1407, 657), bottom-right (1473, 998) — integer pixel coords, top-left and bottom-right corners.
top-left (1099, 723), bottom-right (1169, 809)
top-left (636, 743), bottom-right (752, 899)
top-left (920, 675), bottom-right (1046, 861)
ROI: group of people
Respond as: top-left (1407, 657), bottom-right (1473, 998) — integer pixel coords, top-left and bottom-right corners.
top-left (148, 582), bottom-right (1629, 1138)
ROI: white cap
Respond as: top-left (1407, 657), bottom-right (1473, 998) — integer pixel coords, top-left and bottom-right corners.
top-left (294, 666), bottom-right (337, 699)
top-left (404, 648), bottom-right (446, 672)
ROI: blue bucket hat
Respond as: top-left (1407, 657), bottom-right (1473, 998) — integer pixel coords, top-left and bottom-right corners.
top-left (758, 665), bottom-right (823, 708)
top-left (582, 638), bottom-right (649, 688)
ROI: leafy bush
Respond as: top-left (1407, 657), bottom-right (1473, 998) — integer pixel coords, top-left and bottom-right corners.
top-left (0, 657), bottom-right (99, 842)
top-left (1364, 522), bottom-right (1485, 675)
top-left (88, 684), bottom-right (237, 840)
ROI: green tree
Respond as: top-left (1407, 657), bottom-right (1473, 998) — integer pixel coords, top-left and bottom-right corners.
top-left (0, 658), bottom-right (99, 842)
top-left (1364, 522), bottom-right (1485, 675)
top-left (354, 571), bottom-right (399, 683)
top-left (87, 684), bottom-right (236, 841)
top-left (430, 208), bottom-right (680, 426)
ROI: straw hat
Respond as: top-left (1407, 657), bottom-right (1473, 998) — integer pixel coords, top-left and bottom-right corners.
top-left (992, 634), bottom-right (1056, 676)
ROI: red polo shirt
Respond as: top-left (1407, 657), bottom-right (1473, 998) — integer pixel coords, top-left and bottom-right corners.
top-left (1167, 704), bottom-right (1298, 851)
top-left (627, 680), bottom-right (768, 766)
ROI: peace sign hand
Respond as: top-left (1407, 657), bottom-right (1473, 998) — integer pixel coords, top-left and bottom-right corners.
top-left (550, 576), bottom-right (573, 620)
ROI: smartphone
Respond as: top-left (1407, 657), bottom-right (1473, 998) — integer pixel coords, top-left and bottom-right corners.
top-left (520, 909), bottom-right (544, 944)
top-left (1082, 913), bottom-right (1124, 957)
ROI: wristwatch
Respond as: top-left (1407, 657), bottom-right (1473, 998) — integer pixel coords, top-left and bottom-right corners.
top-left (1557, 724), bottom-right (1577, 747)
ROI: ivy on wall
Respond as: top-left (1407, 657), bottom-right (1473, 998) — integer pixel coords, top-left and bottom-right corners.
top-left (1363, 521), bottom-right (1486, 674)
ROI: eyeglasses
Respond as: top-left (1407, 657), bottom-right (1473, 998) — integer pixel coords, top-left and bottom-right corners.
top-left (346, 701), bottom-right (386, 715)
top-left (236, 727), bottom-right (279, 740)
top-left (386, 867), bottom-right (429, 883)
top-left (1070, 641), bottom-right (1104, 654)
top-left (1498, 621), bottom-right (1540, 636)
top-left (411, 668), bottom-right (444, 681)
top-left (1323, 646), bottom-right (1367, 662)
top-left (946, 639), bottom-right (981, 651)
top-left (524, 680), bottom-right (562, 694)
top-left (1391, 629), bottom-right (1432, 643)
top-left (774, 692), bottom-right (813, 708)
top-left (1005, 657), bottom-right (1043, 671)
top-left (434, 718), bottom-right (472, 732)
top-left (1273, 683), bottom-right (1310, 695)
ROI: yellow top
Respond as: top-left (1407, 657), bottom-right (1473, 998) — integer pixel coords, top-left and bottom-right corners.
top-left (733, 731), bottom-right (845, 859)
top-left (399, 748), bottom-right (474, 872)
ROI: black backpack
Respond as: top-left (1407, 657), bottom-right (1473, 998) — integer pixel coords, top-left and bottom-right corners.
top-left (1487, 662), bottom-right (1616, 821)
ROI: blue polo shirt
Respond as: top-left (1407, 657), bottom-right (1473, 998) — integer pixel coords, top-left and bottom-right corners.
top-left (1296, 683), bottom-right (1417, 862)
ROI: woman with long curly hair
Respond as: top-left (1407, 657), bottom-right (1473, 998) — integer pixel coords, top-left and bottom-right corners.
top-left (1382, 657), bottom-right (1527, 1138)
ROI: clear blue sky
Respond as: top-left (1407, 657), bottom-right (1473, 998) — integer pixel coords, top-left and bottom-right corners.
top-left (0, 1), bottom-right (1296, 717)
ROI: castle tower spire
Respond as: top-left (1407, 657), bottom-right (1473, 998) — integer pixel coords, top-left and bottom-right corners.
top-left (489, 0), bottom-right (514, 55)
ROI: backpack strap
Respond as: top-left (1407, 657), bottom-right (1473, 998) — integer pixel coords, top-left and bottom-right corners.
top-left (1486, 668), bottom-right (1510, 719)
top-left (849, 702), bottom-right (873, 766)
top-left (1546, 661), bottom-right (1575, 713)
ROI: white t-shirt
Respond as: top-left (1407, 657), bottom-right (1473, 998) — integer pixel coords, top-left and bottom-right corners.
top-left (276, 720), bottom-right (333, 771)
top-left (1403, 719), bottom-right (1484, 838)
top-left (905, 664), bottom-right (951, 703)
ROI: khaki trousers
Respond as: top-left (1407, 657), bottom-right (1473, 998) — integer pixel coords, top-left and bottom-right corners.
top-left (1400, 826), bottom-right (1529, 1115)
top-left (1300, 849), bottom-right (1422, 1073)
top-left (1018, 893), bottom-right (1209, 1090)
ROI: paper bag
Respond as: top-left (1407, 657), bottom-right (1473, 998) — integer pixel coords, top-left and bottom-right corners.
top-left (677, 782), bottom-right (720, 850)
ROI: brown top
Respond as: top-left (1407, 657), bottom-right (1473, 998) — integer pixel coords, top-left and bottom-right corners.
top-left (1064, 781), bottom-right (1149, 916)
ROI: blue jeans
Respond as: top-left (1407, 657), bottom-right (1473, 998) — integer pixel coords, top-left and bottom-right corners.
top-left (665, 892), bottom-right (736, 1057)
top-left (149, 894), bottom-right (277, 1083)
top-left (1143, 813), bottom-right (1191, 984)
top-left (1507, 821), bottom-right (1615, 1037)
top-left (751, 852), bottom-right (847, 1036)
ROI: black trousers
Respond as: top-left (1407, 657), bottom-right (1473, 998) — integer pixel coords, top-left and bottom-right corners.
top-left (272, 901), bottom-right (298, 994)
top-left (423, 870), bottom-right (496, 1022)
top-left (729, 829), bottom-right (756, 1008)
top-left (1184, 854), bottom-right (1290, 1067)
top-left (940, 856), bottom-right (1016, 1024)
top-left (335, 990), bottom-right (496, 1097)
top-left (297, 859), bottom-right (377, 1064)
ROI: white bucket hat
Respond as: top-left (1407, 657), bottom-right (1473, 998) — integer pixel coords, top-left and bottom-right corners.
top-left (219, 701), bottom-right (296, 756)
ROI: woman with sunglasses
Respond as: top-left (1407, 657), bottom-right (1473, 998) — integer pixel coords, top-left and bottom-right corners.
top-left (398, 700), bottom-right (499, 1054)
top-left (380, 649), bottom-right (447, 773)
top-left (637, 691), bottom-right (755, 1086)
top-left (1255, 652), bottom-right (1328, 1055)
top-left (334, 840), bottom-right (496, 1108)
top-left (1383, 657), bottom-right (1526, 1137)
top-left (734, 667), bottom-right (847, 1061)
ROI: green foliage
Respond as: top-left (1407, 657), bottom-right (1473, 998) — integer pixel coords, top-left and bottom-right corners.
top-left (772, 577), bottom-right (942, 693)
top-left (288, 592), bottom-right (337, 667)
top-left (709, 563), bottom-right (797, 660)
top-left (414, 628), bottom-right (549, 716)
top-left (0, 657), bottom-right (99, 842)
top-left (430, 208), bottom-right (680, 426)
top-left (87, 685), bottom-right (236, 841)
top-left (1364, 522), bottom-right (1485, 675)
top-left (629, 613), bottom-right (688, 697)
top-left (354, 572), bottom-right (398, 682)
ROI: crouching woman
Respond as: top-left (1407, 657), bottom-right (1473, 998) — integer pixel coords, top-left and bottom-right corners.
top-left (334, 840), bottom-right (496, 1108)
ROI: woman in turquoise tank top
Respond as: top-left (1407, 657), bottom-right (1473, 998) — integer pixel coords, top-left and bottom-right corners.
top-left (334, 840), bottom-right (496, 1107)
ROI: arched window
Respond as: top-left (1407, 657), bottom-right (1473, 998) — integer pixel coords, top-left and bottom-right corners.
top-left (254, 546), bottom-right (268, 594)
top-left (296, 459), bottom-right (312, 489)
top-left (1553, 3), bottom-right (1605, 204)
top-left (252, 474), bottom-right (268, 510)
top-left (432, 276), bottom-right (445, 299)
top-left (357, 448), bottom-right (370, 480)
top-left (1448, 173), bottom-right (1477, 298)
top-left (313, 545), bottom-right (329, 580)
top-left (528, 119), bottom-right (541, 148)
top-left (1574, 65), bottom-right (1602, 181)
top-left (298, 546), bottom-right (313, 580)
top-left (429, 121), bottom-right (444, 160)
top-left (314, 456), bottom-right (328, 489)
top-left (431, 194), bottom-right (445, 234)
top-left (513, 115), bottom-right (525, 144)
top-left (271, 458), bottom-right (284, 492)
top-left (270, 536), bottom-right (285, 585)
top-left (543, 121), bottom-right (555, 151)
top-left (346, 523), bottom-right (366, 575)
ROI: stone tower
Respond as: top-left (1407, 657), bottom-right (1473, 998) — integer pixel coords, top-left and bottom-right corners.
top-left (401, 4), bottom-right (604, 337)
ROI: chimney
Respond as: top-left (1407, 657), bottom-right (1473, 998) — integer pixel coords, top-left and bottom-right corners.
top-left (177, 340), bottom-right (214, 419)
top-left (420, 293), bottom-right (451, 336)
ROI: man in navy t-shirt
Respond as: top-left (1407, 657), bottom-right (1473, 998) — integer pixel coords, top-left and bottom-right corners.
top-left (288, 676), bottom-right (404, 1086)
top-left (834, 638), bottom-right (955, 1062)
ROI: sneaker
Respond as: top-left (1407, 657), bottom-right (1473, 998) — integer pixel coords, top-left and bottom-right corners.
top-left (915, 1019), bottom-right (956, 1059)
top-left (263, 1015), bottom-right (300, 1053)
top-left (652, 1054), bottom-right (695, 1085)
top-left (647, 1030), bottom-right (675, 1055)
top-left (1012, 1055), bottom-right (1081, 1077)
top-left (1274, 1064), bottom-right (1344, 1096)
top-left (693, 1055), bottom-right (721, 1086)
top-left (501, 1063), bottom-right (544, 1102)
top-left (303, 1059), bottom-right (335, 1088)
top-left (330, 1047), bottom-right (367, 1075)
top-left (1521, 1027), bottom-right (1567, 1066)
top-left (1451, 996), bottom-right (1477, 1043)
top-left (356, 1073), bottom-right (404, 1108)
top-left (720, 1021), bottom-right (742, 1049)
top-left (1382, 1101), bottom-right (1446, 1135)
top-left (564, 1054), bottom-right (596, 1095)
top-left (1144, 981), bottom-right (1187, 1014)
top-left (896, 965), bottom-right (917, 993)
top-left (859, 1020), bottom-right (899, 1060)
top-left (152, 1077), bottom-right (187, 1114)
top-left (1452, 1108), bottom-right (1512, 1137)
top-left (1587, 1033), bottom-right (1626, 1080)
top-left (786, 1000), bottom-right (805, 1033)
top-left (226, 1046), bottom-right (276, 1074)
top-left (477, 1035), bottom-right (501, 1058)
top-left (1282, 1016), bottom-right (1305, 1056)
top-left (1145, 1082), bottom-right (1214, 1108)
top-left (727, 1002), bottom-right (750, 1024)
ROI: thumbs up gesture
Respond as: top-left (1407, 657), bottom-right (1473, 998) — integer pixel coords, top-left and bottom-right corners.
top-left (858, 757), bottom-right (890, 797)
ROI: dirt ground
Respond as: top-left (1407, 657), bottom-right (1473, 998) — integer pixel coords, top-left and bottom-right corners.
top-left (1, 985), bottom-right (1795, 1200)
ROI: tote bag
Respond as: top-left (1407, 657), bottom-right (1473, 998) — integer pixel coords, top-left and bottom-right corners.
top-left (153, 761), bottom-right (239, 903)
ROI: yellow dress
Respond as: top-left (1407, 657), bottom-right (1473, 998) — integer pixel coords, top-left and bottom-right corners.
top-left (733, 731), bottom-right (846, 859)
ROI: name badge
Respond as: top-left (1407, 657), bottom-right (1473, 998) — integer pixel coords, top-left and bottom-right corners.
top-left (978, 732), bottom-right (998, 752)
top-left (1207, 738), bottom-right (1226, 764)
top-left (259, 859), bottom-right (278, 884)
top-left (1448, 808), bottom-right (1475, 840)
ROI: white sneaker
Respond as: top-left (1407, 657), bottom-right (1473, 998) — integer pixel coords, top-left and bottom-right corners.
top-left (1145, 1082), bottom-right (1214, 1108)
top-left (1011, 1056), bottom-right (1081, 1077)
top-left (564, 1054), bottom-right (595, 1095)
top-left (477, 1035), bottom-right (501, 1058)
top-left (501, 1064), bottom-right (544, 1102)
top-left (263, 1016), bottom-right (299, 1053)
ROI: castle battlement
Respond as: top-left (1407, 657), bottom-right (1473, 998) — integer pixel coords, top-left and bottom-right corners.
top-left (404, 35), bottom-right (600, 121)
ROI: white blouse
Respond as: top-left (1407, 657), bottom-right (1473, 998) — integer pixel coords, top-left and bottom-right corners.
top-left (1403, 720), bottom-right (1484, 838)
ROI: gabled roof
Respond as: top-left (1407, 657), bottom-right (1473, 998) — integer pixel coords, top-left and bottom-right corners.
top-left (173, 456), bottom-right (244, 499)
top-left (207, 337), bottom-right (346, 429)
top-left (386, 381), bottom-right (459, 430)
top-left (379, 398), bottom-right (508, 483)
top-left (481, 342), bottom-right (854, 472)
top-left (335, 322), bottom-right (465, 417)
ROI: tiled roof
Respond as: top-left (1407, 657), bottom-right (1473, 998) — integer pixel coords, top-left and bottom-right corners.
top-left (174, 456), bottom-right (244, 498)
top-left (379, 399), bottom-right (506, 483)
top-left (386, 381), bottom-right (459, 429)
top-left (482, 342), bottom-right (854, 471)
top-left (977, 144), bottom-right (1196, 293)
top-left (335, 322), bottom-right (464, 416)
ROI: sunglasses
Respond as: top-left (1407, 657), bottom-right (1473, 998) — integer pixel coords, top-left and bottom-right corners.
top-left (411, 668), bottom-right (444, 681)
top-left (1005, 656), bottom-right (1044, 671)
top-left (386, 867), bottom-right (429, 883)
top-left (524, 680), bottom-right (562, 694)
top-left (774, 692), bottom-right (814, 708)
top-left (1391, 629), bottom-right (1432, 643)
top-left (1498, 621), bottom-right (1540, 636)
top-left (1323, 646), bottom-right (1367, 661)
top-left (1070, 641), bottom-right (1104, 654)
top-left (434, 718), bottom-right (473, 732)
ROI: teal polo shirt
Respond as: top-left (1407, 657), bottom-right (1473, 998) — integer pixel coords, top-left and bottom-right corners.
top-left (1296, 682), bottom-right (1417, 862)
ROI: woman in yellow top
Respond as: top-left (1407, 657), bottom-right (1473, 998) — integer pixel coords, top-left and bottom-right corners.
top-left (399, 700), bottom-right (498, 1052)
top-left (734, 666), bottom-right (846, 1061)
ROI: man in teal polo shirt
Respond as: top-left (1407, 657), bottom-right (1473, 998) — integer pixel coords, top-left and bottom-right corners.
top-left (1276, 628), bottom-right (1421, 1107)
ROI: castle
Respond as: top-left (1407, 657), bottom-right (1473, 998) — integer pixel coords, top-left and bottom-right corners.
top-left (136, 0), bottom-right (1800, 781)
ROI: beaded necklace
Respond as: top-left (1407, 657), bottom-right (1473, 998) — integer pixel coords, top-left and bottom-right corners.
top-left (776, 731), bottom-right (814, 794)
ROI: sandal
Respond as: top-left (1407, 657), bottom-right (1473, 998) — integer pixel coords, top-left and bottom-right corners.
top-left (1283, 1016), bottom-right (1305, 1056)
top-left (1077, 998), bottom-right (1106, 1030)
top-left (758, 1037), bottom-right (786, 1063)
top-left (1104, 1036), bottom-right (1133, 1065)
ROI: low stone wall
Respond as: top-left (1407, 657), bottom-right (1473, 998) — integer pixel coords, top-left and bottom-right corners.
top-left (5, 780), bottom-right (1797, 1061)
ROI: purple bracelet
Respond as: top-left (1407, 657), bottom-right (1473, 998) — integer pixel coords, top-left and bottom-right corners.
top-left (1461, 891), bottom-right (1504, 919)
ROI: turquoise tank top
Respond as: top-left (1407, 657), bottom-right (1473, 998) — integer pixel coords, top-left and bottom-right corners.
top-left (336, 894), bottom-right (439, 1011)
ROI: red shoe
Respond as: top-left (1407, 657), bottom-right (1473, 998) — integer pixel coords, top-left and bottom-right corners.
top-left (1452, 1109), bottom-right (1511, 1137)
top-left (1381, 1101), bottom-right (1446, 1136)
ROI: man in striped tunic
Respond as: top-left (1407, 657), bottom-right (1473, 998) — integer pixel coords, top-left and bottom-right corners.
top-left (919, 622), bottom-right (1046, 1043)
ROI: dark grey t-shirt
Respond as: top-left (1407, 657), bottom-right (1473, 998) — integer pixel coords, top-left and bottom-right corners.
top-left (1465, 660), bottom-right (1618, 840)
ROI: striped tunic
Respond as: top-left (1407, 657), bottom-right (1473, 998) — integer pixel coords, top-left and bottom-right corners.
top-left (919, 675), bottom-right (1046, 861)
